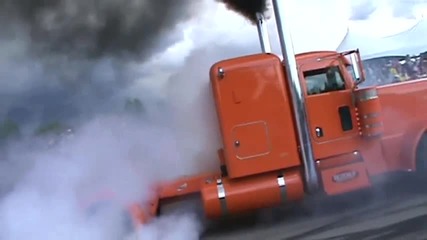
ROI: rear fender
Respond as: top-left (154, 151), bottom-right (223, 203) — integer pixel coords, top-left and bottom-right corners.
top-left (399, 122), bottom-right (427, 171)
top-left (128, 199), bottom-right (159, 226)
top-left (158, 172), bottom-right (221, 199)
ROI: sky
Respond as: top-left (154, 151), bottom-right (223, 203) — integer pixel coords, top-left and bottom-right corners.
top-left (349, 0), bottom-right (427, 36)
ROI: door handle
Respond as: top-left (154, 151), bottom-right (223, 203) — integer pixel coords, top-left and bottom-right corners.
top-left (315, 127), bottom-right (323, 137)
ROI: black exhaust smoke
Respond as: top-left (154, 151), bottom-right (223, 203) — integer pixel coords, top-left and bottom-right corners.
top-left (0, 0), bottom-right (201, 131)
top-left (216, 0), bottom-right (270, 24)
top-left (0, 0), bottom-right (200, 60)
top-left (0, 0), bottom-right (270, 135)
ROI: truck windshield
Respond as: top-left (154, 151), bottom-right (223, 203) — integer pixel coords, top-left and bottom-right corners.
top-left (303, 66), bottom-right (346, 95)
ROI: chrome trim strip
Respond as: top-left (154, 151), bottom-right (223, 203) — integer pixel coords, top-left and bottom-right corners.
top-left (216, 179), bottom-right (227, 215)
top-left (277, 173), bottom-right (287, 204)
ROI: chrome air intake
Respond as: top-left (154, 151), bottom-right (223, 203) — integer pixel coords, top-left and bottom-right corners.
top-left (271, 0), bottom-right (319, 194)
top-left (255, 12), bottom-right (272, 53)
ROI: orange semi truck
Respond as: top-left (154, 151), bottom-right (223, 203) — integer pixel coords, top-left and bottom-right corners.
top-left (128, 0), bottom-right (427, 229)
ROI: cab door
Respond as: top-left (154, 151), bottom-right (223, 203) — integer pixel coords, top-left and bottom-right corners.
top-left (299, 63), bottom-right (360, 159)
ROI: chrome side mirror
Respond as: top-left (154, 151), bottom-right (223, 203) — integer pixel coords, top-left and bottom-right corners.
top-left (342, 49), bottom-right (366, 86)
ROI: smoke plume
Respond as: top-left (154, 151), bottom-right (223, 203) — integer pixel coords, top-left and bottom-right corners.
top-left (0, 0), bottom-right (200, 60)
top-left (0, 0), bottom-right (200, 132)
top-left (216, 0), bottom-right (270, 24)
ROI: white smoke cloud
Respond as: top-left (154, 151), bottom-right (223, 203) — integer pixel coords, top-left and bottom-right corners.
top-left (0, 114), bottom-right (200, 240)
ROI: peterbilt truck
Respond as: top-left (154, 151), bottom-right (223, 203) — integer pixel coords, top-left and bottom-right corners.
top-left (128, 0), bottom-right (427, 230)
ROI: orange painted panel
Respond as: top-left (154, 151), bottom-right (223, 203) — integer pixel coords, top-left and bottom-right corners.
top-left (232, 121), bottom-right (270, 159)
top-left (305, 91), bottom-right (359, 144)
top-left (317, 151), bottom-right (361, 170)
top-left (210, 53), bottom-right (300, 178)
top-left (374, 79), bottom-right (427, 170)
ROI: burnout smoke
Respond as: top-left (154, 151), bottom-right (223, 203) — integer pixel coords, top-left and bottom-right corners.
top-left (0, 114), bottom-right (206, 240)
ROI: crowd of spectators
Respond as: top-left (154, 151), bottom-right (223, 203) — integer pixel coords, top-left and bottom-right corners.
top-left (361, 52), bottom-right (427, 86)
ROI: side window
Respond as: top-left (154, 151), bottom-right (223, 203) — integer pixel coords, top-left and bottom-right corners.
top-left (303, 66), bottom-right (346, 95)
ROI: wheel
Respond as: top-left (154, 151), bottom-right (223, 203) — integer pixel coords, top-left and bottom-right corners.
top-left (416, 133), bottom-right (427, 175)
top-left (159, 194), bottom-right (209, 227)
top-left (122, 195), bottom-right (207, 239)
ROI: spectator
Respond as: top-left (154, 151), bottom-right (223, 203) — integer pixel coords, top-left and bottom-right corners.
top-left (402, 55), bottom-right (417, 80)
top-left (390, 60), bottom-right (404, 83)
top-left (418, 54), bottom-right (425, 75)
top-left (359, 51), bottom-right (427, 87)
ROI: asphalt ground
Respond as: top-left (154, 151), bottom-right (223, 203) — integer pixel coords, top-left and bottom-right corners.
top-left (201, 174), bottom-right (427, 240)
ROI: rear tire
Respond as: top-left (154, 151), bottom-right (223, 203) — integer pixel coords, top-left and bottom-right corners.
top-left (159, 194), bottom-right (209, 226)
top-left (416, 133), bottom-right (427, 176)
top-left (122, 196), bottom-right (206, 240)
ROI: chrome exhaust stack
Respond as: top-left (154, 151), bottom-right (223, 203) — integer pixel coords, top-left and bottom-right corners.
top-left (271, 0), bottom-right (319, 194)
top-left (255, 12), bottom-right (272, 53)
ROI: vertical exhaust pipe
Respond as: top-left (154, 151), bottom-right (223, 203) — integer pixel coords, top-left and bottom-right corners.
top-left (271, 0), bottom-right (319, 194)
top-left (256, 12), bottom-right (272, 53)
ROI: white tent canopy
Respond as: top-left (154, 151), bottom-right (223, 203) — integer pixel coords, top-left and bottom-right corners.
top-left (337, 18), bottom-right (427, 60)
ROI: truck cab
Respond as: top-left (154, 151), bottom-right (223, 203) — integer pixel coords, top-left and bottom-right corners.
top-left (209, 49), bottom-right (374, 199)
